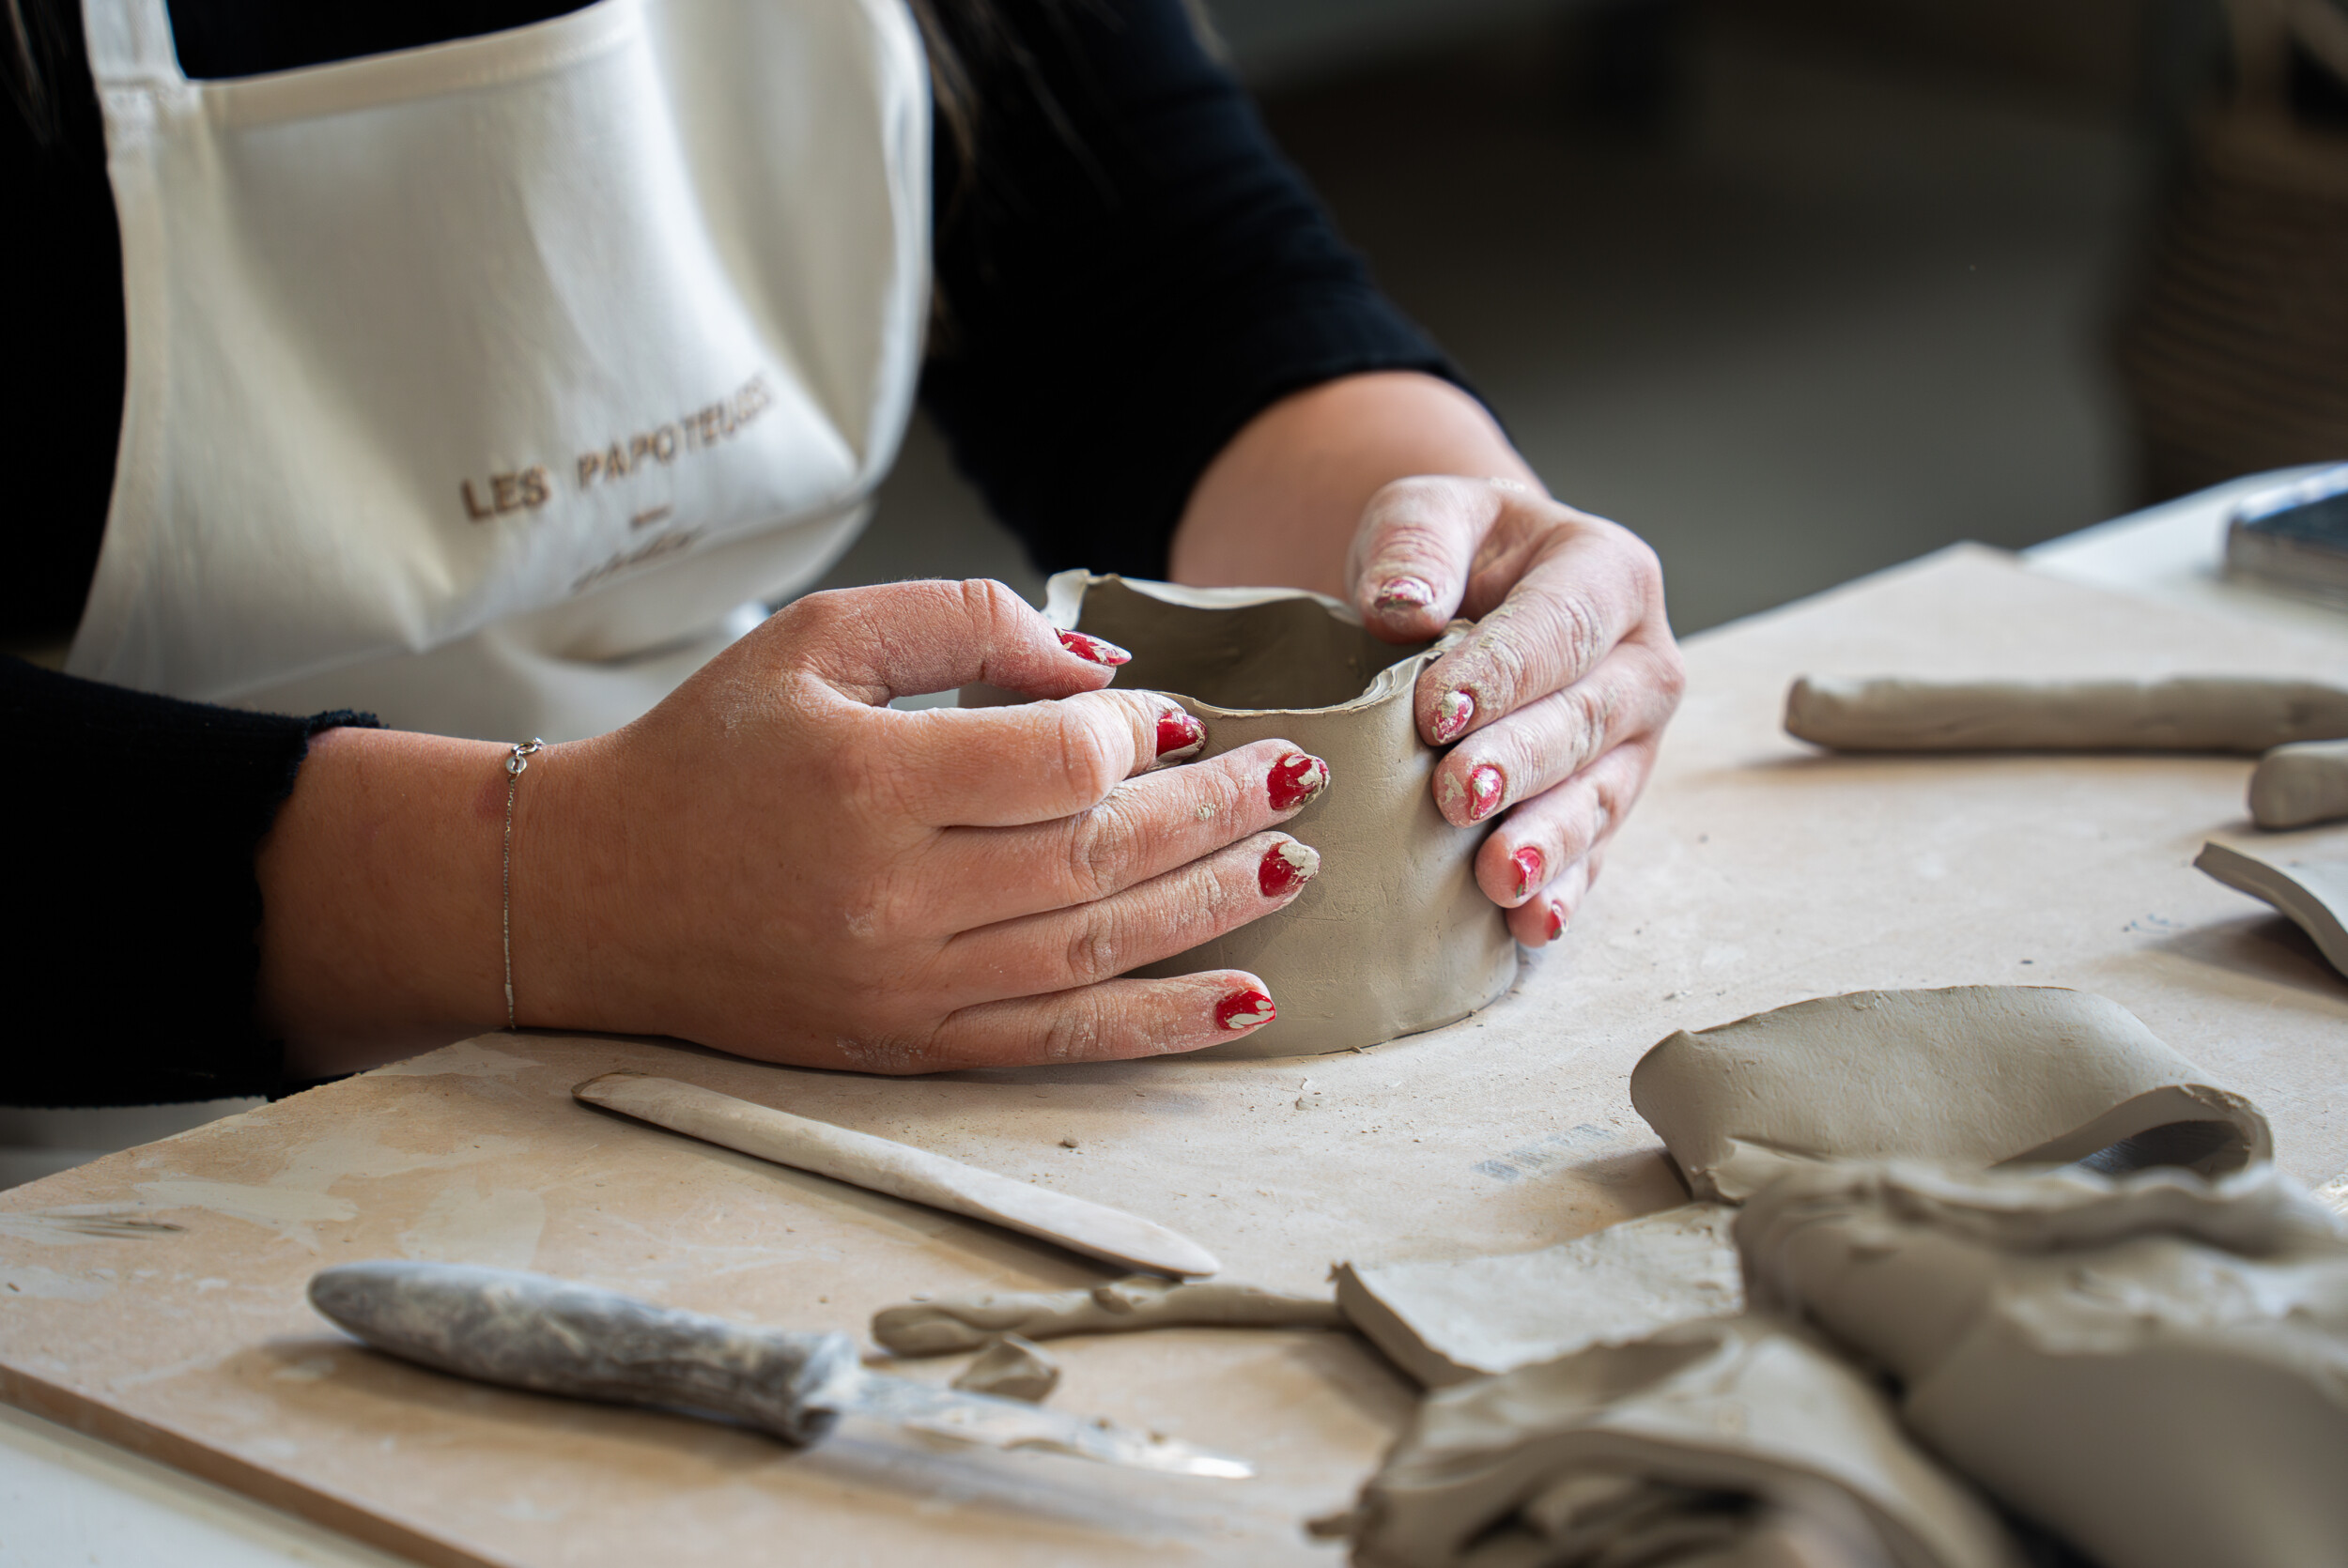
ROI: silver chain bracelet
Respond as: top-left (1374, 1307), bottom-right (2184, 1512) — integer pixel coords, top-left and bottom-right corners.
top-left (501, 739), bottom-right (545, 1031)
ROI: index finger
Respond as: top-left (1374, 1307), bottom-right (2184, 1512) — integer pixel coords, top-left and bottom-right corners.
top-left (1415, 514), bottom-right (1667, 746)
top-left (879, 689), bottom-right (1206, 828)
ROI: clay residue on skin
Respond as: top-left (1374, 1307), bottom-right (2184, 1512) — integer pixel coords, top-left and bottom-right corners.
top-left (872, 1276), bottom-right (1342, 1357)
top-left (1738, 1161), bottom-right (2348, 1568)
top-left (1784, 673), bottom-right (2348, 753)
top-left (949, 1333), bottom-right (1059, 1402)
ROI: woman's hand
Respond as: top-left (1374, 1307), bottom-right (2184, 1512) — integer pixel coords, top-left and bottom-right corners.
top-left (260, 580), bottom-right (1326, 1076)
top-left (1169, 372), bottom-right (1684, 945)
top-left (1347, 478), bottom-right (1683, 946)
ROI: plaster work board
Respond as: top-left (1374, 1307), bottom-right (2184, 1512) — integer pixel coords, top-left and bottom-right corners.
top-left (3, 545), bottom-right (2345, 1568)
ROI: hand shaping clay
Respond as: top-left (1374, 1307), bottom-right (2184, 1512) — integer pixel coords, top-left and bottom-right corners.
top-left (1629, 987), bottom-right (2272, 1203)
top-left (949, 1334), bottom-right (1059, 1403)
top-left (572, 1071), bottom-right (1219, 1277)
top-left (1334, 1205), bottom-right (1741, 1388)
top-left (1738, 1161), bottom-right (2348, 1568)
top-left (2248, 738), bottom-right (2348, 829)
top-left (1784, 674), bottom-right (2348, 753)
top-left (870, 1275), bottom-right (1342, 1357)
top-left (2196, 840), bottom-right (2348, 978)
top-left (1340, 1314), bottom-right (2024, 1568)
top-left (968, 572), bottom-right (1516, 1058)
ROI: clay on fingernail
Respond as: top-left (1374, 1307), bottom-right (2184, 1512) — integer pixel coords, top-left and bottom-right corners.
top-left (1156, 708), bottom-right (1205, 761)
top-left (1374, 576), bottom-right (1435, 612)
top-left (1433, 690), bottom-right (1475, 744)
top-left (1467, 765), bottom-right (1506, 822)
top-left (1268, 752), bottom-right (1330, 810)
top-left (1058, 629), bottom-right (1132, 667)
top-left (1545, 903), bottom-right (1564, 942)
top-left (1215, 988), bottom-right (1277, 1030)
top-left (1510, 847), bottom-right (1544, 900)
top-left (1259, 839), bottom-right (1321, 898)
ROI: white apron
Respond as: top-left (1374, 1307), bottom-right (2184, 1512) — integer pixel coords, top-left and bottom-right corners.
top-left (69, 0), bottom-right (930, 740)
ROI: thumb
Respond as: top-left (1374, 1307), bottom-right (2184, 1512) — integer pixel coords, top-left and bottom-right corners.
top-left (1349, 477), bottom-right (1517, 644)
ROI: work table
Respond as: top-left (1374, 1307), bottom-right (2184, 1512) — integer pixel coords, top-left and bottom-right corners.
top-left (5, 516), bottom-right (2346, 1566)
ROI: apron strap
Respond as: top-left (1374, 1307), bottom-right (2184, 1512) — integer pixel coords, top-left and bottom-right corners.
top-left (81, 0), bottom-right (189, 87)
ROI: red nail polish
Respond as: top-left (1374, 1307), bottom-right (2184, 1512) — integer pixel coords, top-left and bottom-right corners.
top-left (1058, 630), bottom-right (1131, 667)
top-left (1259, 839), bottom-right (1321, 897)
top-left (1156, 709), bottom-right (1205, 760)
top-left (1511, 846), bottom-right (1544, 899)
top-left (1545, 903), bottom-right (1565, 942)
top-left (1468, 764), bottom-right (1506, 822)
top-left (1433, 690), bottom-right (1475, 744)
top-left (1215, 988), bottom-right (1277, 1030)
top-left (1373, 576), bottom-right (1434, 611)
top-left (1268, 752), bottom-right (1330, 810)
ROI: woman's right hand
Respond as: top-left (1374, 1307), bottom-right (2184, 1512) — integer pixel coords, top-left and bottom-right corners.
top-left (261, 580), bottom-right (1325, 1076)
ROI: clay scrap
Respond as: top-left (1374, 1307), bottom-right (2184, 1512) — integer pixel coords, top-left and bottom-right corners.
top-left (1334, 1205), bottom-right (1740, 1388)
top-left (1341, 1314), bottom-right (2024, 1568)
top-left (872, 1276), bottom-right (1341, 1357)
top-left (971, 571), bottom-right (1516, 1059)
top-left (949, 1334), bottom-right (1059, 1403)
top-left (573, 1072), bottom-right (1220, 1278)
top-left (1629, 987), bottom-right (2272, 1203)
top-left (1784, 674), bottom-right (2348, 753)
top-left (2249, 738), bottom-right (2348, 829)
top-left (1739, 1161), bottom-right (2348, 1568)
top-left (2195, 840), bottom-right (2348, 979)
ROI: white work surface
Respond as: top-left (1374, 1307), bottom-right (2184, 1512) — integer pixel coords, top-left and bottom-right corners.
top-left (5, 499), bottom-right (2347, 1566)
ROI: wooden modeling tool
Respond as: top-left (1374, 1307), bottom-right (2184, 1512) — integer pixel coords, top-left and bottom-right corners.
top-left (310, 1262), bottom-right (1250, 1477)
top-left (573, 1071), bottom-right (1222, 1278)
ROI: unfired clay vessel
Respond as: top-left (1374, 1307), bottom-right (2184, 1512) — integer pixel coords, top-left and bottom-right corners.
top-left (1341, 1313), bottom-right (2023, 1568)
top-left (1335, 1204), bottom-right (1740, 1388)
top-left (2195, 840), bottom-right (2348, 979)
top-left (2249, 737), bottom-right (2348, 828)
top-left (871, 1276), bottom-right (1341, 1357)
top-left (977, 573), bottom-right (1517, 1059)
top-left (1784, 674), bottom-right (2348, 753)
top-left (1738, 1161), bottom-right (2348, 1568)
top-left (1629, 987), bottom-right (2271, 1202)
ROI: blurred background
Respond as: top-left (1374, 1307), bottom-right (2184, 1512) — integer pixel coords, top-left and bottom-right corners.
top-left (819, 0), bottom-right (2348, 636)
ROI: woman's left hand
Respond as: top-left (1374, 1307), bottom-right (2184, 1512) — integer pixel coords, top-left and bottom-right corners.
top-left (1346, 476), bottom-right (1685, 945)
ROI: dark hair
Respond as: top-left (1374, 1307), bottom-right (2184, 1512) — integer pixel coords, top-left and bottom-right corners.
top-left (4, 0), bottom-right (68, 146)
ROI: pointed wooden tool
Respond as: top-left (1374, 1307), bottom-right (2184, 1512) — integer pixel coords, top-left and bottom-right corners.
top-left (573, 1071), bottom-right (1221, 1279)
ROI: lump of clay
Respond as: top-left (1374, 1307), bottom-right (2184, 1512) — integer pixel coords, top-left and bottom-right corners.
top-left (1341, 1314), bottom-right (2024, 1568)
top-left (871, 1276), bottom-right (1343, 1357)
top-left (2249, 738), bottom-right (2348, 829)
top-left (1629, 987), bottom-right (2271, 1203)
top-left (1784, 674), bottom-right (2348, 753)
top-left (1335, 1205), bottom-right (1740, 1388)
top-left (968, 572), bottom-right (1516, 1059)
top-left (949, 1334), bottom-right (1059, 1403)
top-left (2196, 840), bottom-right (2348, 978)
top-left (1738, 1161), bottom-right (2348, 1568)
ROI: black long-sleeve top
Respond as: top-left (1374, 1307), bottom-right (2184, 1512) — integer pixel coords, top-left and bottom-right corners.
top-left (0, 0), bottom-right (1460, 1105)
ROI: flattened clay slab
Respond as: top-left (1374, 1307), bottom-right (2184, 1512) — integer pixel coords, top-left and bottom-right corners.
top-left (2195, 840), bottom-right (2348, 979)
top-left (949, 1334), bottom-right (1058, 1403)
top-left (1628, 987), bottom-right (2272, 1203)
top-left (1333, 1205), bottom-right (1740, 1388)
top-left (870, 1276), bottom-right (1342, 1357)
top-left (1739, 1161), bottom-right (2348, 1568)
top-left (1343, 1314), bottom-right (2024, 1568)
top-left (1784, 674), bottom-right (2348, 752)
top-left (970, 573), bottom-right (1517, 1058)
top-left (2249, 739), bottom-right (2348, 829)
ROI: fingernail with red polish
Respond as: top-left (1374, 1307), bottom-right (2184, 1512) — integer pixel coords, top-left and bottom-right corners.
top-left (1467, 764), bottom-right (1506, 822)
top-left (1373, 576), bottom-right (1435, 612)
top-left (1268, 752), bottom-right (1331, 810)
top-left (1058, 630), bottom-right (1132, 667)
top-left (1216, 988), bottom-right (1277, 1030)
top-left (1259, 839), bottom-right (1321, 898)
top-left (1546, 903), bottom-right (1565, 942)
top-left (1433, 690), bottom-right (1475, 744)
top-left (1511, 846), bottom-right (1544, 900)
top-left (1156, 708), bottom-right (1205, 761)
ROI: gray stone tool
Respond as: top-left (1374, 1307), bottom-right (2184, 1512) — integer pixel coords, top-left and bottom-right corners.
top-left (308, 1261), bottom-right (1251, 1478)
